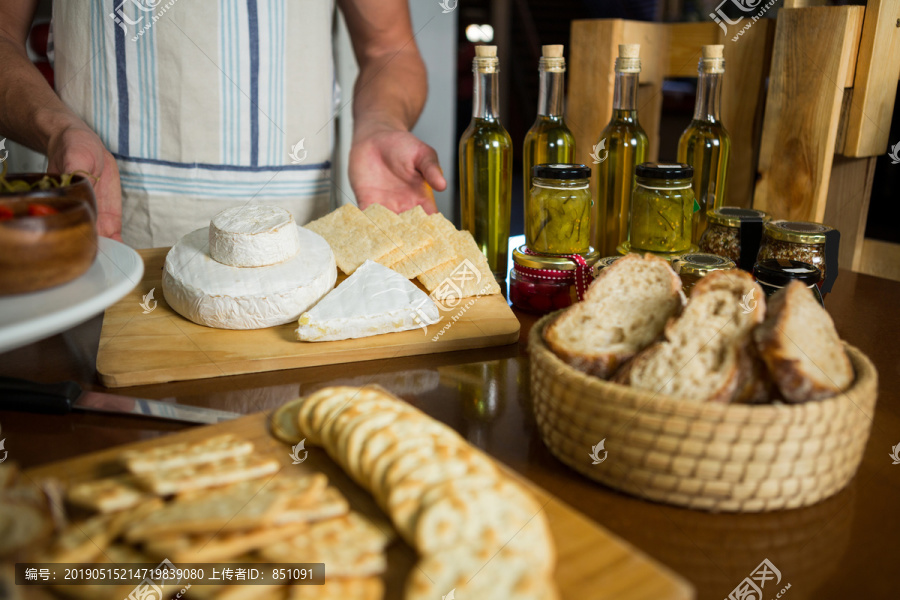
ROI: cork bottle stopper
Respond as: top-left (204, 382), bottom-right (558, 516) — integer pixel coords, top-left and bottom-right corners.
top-left (702, 45), bottom-right (724, 59)
top-left (542, 45), bottom-right (564, 58)
top-left (475, 45), bottom-right (497, 58)
top-left (618, 44), bottom-right (640, 59)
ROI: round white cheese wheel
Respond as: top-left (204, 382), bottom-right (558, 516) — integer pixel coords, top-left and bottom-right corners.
top-left (163, 226), bottom-right (336, 329)
top-left (208, 205), bottom-right (301, 267)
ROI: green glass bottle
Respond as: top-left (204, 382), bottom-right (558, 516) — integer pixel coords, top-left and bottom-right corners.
top-left (523, 45), bottom-right (576, 208)
top-left (592, 44), bottom-right (649, 257)
top-left (677, 44), bottom-right (731, 244)
top-left (460, 45), bottom-right (513, 282)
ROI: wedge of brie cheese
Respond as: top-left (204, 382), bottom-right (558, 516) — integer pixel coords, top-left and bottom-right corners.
top-left (295, 260), bottom-right (441, 342)
top-left (163, 225), bottom-right (336, 330)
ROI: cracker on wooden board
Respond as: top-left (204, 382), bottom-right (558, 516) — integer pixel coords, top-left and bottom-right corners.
top-left (418, 230), bottom-right (500, 296)
top-left (66, 475), bottom-right (149, 513)
top-left (272, 485), bottom-right (349, 525)
top-left (143, 521), bottom-right (310, 563)
top-left (405, 545), bottom-right (559, 600)
top-left (304, 204), bottom-right (395, 274)
top-left (120, 434), bottom-right (254, 474)
top-left (391, 210), bottom-right (457, 279)
top-left (124, 483), bottom-right (287, 541)
top-left (288, 576), bottom-right (384, 600)
top-left (271, 397), bottom-right (307, 445)
top-left (365, 204), bottom-right (435, 269)
top-left (136, 453), bottom-right (281, 496)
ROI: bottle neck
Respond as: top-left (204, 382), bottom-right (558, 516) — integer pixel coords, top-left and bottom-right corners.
top-left (612, 70), bottom-right (639, 114)
top-left (537, 69), bottom-right (565, 117)
top-left (694, 71), bottom-right (723, 123)
top-left (473, 69), bottom-right (500, 121)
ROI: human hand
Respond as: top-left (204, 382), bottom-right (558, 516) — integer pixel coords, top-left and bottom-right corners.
top-left (348, 127), bottom-right (447, 214)
top-left (46, 125), bottom-right (122, 241)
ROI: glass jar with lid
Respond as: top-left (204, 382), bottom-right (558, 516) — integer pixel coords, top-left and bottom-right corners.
top-left (753, 258), bottom-right (824, 306)
top-left (671, 252), bottom-right (736, 293)
top-left (509, 245), bottom-right (598, 314)
top-left (698, 207), bottom-right (769, 266)
top-left (628, 162), bottom-right (695, 254)
top-left (756, 220), bottom-right (833, 283)
top-left (526, 163), bottom-right (592, 255)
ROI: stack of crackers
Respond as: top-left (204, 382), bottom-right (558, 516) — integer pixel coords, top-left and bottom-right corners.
top-left (294, 385), bottom-right (559, 599)
top-left (305, 205), bottom-right (501, 299)
top-left (10, 434), bottom-right (393, 600)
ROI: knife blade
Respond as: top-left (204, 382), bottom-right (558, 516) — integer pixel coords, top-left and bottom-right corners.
top-left (0, 377), bottom-right (239, 425)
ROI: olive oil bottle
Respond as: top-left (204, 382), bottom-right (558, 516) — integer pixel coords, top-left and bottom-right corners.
top-left (677, 44), bottom-right (731, 243)
top-left (523, 45), bottom-right (576, 205)
top-left (593, 44), bottom-right (649, 257)
top-left (460, 45), bottom-right (513, 282)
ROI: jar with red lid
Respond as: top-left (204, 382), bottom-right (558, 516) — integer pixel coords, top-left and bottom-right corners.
top-left (509, 246), bottom-right (598, 314)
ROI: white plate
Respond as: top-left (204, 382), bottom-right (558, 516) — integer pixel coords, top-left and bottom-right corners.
top-left (0, 237), bottom-right (144, 354)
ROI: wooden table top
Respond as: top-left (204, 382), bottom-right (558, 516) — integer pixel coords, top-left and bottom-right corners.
top-left (1, 268), bottom-right (898, 600)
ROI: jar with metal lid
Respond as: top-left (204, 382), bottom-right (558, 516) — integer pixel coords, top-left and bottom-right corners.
top-left (526, 163), bottom-right (592, 255)
top-left (628, 162), bottom-right (695, 254)
top-left (509, 245), bottom-right (598, 314)
top-left (698, 207), bottom-right (769, 266)
top-left (753, 258), bottom-right (824, 306)
top-left (671, 252), bottom-right (736, 293)
top-left (756, 220), bottom-right (833, 282)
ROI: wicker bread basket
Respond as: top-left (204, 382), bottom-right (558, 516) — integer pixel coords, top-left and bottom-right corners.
top-left (529, 313), bottom-right (878, 512)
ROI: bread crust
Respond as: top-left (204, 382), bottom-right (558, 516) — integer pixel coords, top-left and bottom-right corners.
top-left (544, 253), bottom-right (683, 379)
top-left (754, 282), bottom-right (852, 403)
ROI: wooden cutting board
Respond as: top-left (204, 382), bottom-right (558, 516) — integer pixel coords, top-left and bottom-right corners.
top-left (96, 249), bottom-right (520, 388)
top-left (26, 412), bottom-right (695, 600)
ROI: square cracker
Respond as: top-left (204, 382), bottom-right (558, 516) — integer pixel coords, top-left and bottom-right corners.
top-left (363, 204), bottom-right (433, 270)
top-left (121, 434), bottom-right (254, 474)
top-left (67, 475), bottom-right (149, 513)
top-left (305, 204), bottom-right (395, 274)
top-left (391, 214), bottom-right (456, 279)
top-left (417, 230), bottom-right (500, 297)
top-left (135, 453), bottom-right (281, 496)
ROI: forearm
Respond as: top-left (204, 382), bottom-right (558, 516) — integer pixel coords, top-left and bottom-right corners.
top-left (0, 36), bottom-right (87, 154)
top-left (351, 46), bottom-right (427, 139)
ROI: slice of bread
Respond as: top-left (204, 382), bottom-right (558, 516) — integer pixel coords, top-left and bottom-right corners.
top-left (544, 253), bottom-right (684, 379)
top-left (615, 270), bottom-right (765, 402)
top-left (754, 280), bottom-right (853, 403)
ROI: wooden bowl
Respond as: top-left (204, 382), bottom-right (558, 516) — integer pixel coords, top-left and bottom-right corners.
top-left (0, 174), bottom-right (98, 295)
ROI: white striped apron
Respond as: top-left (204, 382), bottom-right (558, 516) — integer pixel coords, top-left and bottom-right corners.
top-left (52, 0), bottom-right (335, 248)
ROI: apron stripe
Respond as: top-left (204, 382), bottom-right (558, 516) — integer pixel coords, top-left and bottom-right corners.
top-left (113, 0), bottom-right (129, 155)
top-left (247, 0), bottom-right (259, 167)
top-left (111, 152), bottom-right (330, 172)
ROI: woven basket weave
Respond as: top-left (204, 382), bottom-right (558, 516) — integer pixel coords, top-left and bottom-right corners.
top-left (529, 313), bottom-right (878, 512)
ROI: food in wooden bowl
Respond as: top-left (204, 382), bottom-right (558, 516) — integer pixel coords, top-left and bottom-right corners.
top-left (0, 172), bottom-right (98, 296)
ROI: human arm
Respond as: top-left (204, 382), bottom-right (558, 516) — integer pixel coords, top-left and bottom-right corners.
top-left (337, 0), bottom-right (446, 214)
top-left (0, 1), bottom-right (122, 239)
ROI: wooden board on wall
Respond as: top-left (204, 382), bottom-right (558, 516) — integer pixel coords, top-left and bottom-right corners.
top-left (842, 0), bottom-right (900, 157)
top-left (822, 155), bottom-right (877, 271)
top-left (754, 6), bottom-right (865, 222)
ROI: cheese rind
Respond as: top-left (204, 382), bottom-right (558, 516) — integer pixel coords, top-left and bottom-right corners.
top-left (209, 205), bottom-right (301, 267)
top-left (296, 260), bottom-right (440, 342)
top-left (163, 226), bottom-right (336, 330)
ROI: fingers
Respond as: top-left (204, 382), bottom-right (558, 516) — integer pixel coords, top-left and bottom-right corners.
top-left (413, 145), bottom-right (447, 192)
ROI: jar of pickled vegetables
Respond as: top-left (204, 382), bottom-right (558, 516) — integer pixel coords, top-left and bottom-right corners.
top-left (629, 163), bottom-right (695, 254)
top-left (671, 252), bottom-right (736, 293)
top-left (526, 164), bottom-right (592, 255)
top-left (509, 245), bottom-right (598, 314)
top-left (756, 220), bottom-right (836, 283)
